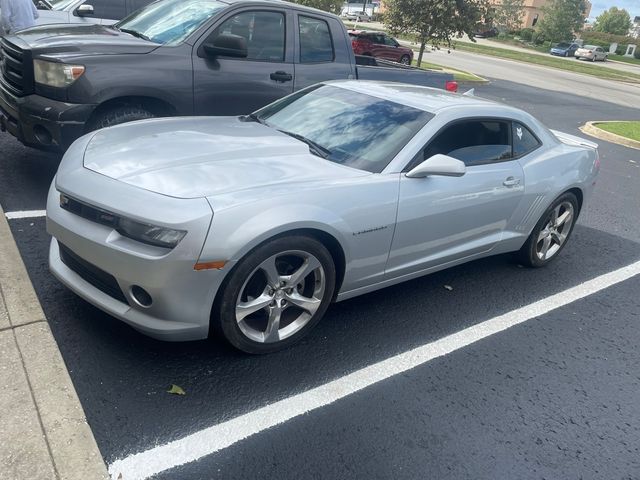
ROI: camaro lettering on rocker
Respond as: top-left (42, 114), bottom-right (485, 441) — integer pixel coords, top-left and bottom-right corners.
top-left (353, 226), bottom-right (389, 236)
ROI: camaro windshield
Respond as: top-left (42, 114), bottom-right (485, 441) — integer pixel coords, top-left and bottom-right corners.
top-left (256, 85), bottom-right (433, 173)
top-left (115, 0), bottom-right (226, 45)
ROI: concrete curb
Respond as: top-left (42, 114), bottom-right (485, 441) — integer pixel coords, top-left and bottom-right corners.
top-left (580, 121), bottom-right (640, 151)
top-left (0, 204), bottom-right (109, 480)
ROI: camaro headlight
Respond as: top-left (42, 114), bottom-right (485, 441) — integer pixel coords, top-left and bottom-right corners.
top-left (117, 217), bottom-right (187, 249)
top-left (34, 59), bottom-right (85, 88)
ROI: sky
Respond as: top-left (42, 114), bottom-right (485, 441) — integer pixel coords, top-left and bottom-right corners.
top-left (588, 0), bottom-right (639, 21)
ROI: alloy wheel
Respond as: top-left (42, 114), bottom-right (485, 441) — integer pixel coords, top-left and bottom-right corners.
top-left (535, 201), bottom-right (574, 261)
top-left (235, 250), bottom-right (326, 343)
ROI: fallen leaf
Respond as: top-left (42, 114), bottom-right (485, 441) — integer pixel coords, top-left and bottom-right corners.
top-left (443, 285), bottom-right (453, 291)
top-left (167, 384), bottom-right (186, 396)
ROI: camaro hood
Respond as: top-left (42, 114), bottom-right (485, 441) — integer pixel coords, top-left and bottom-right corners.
top-left (82, 117), bottom-right (367, 199)
top-left (10, 24), bottom-right (158, 55)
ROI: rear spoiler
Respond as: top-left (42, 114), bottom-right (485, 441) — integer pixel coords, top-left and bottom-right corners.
top-left (550, 129), bottom-right (598, 149)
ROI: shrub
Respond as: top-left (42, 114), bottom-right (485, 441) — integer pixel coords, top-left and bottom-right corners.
top-left (532, 32), bottom-right (545, 45)
top-left (635, 48), bottom-right (640, 60)
top-left (519, 28), bottom-right (534, 41)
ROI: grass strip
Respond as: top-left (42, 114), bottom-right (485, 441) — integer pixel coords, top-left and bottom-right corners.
top-left (595, 121), bottom-right (640, 142)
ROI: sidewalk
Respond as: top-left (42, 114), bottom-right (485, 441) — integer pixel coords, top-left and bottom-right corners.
top-left (0, 204), bottom-right (108, 480)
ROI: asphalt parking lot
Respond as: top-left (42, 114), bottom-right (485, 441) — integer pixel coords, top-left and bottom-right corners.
top-left (2, 79), bottom-right (640, 479)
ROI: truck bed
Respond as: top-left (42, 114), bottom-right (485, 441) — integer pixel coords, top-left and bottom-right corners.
top-left (355, 55), bottom-right (455, 90)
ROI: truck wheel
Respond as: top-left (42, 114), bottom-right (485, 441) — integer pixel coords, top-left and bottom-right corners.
top-left (88, 105), bottom-right (155, 131)
top-left (400, 55), bottom-right (411, 65)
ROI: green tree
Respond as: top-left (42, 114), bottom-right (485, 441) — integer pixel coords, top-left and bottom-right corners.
top-left (385, 0), bottom-right (490, 67)
top-left (292, 0), bottom-right (342, 14)
top-left (593, 7), bottom-right (632, 35)
top-left (492, 0), bottom-right (525, 33)
top-left (538, 0), bottom-right (586, 43)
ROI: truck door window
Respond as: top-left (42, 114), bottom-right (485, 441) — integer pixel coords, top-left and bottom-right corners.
top-left (213, 11), bottom-right (285, 61)
top-left (299, 16), bottom-right (334, 63)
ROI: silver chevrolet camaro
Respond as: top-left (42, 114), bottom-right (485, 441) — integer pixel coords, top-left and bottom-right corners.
top-left (46, 81), bottom-right (600, 353)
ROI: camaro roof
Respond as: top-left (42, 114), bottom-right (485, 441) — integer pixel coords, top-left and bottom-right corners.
top-left (326, 80), bottom-right (499, 114)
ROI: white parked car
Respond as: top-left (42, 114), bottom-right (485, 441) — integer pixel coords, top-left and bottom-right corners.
top-left (574, 45), bottom-right (607, 62)
top-left (343, 11), bottom-right (371, 22)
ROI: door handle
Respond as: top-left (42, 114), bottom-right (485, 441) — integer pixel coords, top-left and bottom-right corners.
top-left (503, 177), bottom-right (521, 187)
top-left (270, 71), bottom-right (293, 82)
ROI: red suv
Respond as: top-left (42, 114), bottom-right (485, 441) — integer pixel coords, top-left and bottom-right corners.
top-left (348, 30), bottom-right (414, 65)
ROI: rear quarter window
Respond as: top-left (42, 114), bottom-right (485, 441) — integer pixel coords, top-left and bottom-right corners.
top-left (512, 122), bottom-right (541, 157)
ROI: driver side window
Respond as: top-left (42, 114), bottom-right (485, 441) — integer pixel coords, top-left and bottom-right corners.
top-left (212, 11), bottom-right (285, 61)
top-left (423, 119), bottom-right (512, 166)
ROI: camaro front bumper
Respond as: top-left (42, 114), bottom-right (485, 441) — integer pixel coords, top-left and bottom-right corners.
top-left (46, 169), bottom-right (230, 341)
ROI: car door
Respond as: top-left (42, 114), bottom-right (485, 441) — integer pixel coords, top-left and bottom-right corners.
top-left (192, 7), bottom-right (295, 116)
top-left (382, 35), bottom-right (400, 61)
top-left (72, 0), bottom-right (126, 24)
top-left (126, 0), bottom-right (153, 17)
top-left (385, 118), bottom-right (525, 277)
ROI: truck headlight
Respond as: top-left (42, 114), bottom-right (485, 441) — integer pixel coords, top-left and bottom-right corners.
top-left (117, 217), bottom-right (186, 248)
top-left (34, 59), bottom-right (85, 88)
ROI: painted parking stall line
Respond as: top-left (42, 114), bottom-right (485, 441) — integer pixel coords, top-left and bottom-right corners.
top-left (5, 210), bottom-right (47, 220)
top-left (108, 259), bottom-right (640, 480)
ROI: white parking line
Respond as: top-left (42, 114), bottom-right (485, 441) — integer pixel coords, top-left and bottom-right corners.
top-left (108, 259), bottom-right (640, 480)
top-left (5, 210), bottom-right (47, 220)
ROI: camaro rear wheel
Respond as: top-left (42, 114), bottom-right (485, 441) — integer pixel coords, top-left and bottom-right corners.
top-left (518, 192), bottom-right (578, 267)
top-left (215, 236), bottom-right (336, 354)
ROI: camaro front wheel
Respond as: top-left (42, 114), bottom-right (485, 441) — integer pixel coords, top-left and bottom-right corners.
top-left (518, 192), bottom-right (578, 267)
top-left (215, 236), bottom-right (336, 354)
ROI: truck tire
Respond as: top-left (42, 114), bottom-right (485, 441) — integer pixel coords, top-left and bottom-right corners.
top-left (88, 105), bottom-right (155, 132)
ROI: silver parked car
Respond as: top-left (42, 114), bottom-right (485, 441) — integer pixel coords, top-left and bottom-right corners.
top-left (574, 45), bottom-right (607, 61)
top-left (47, 81), bottom-right (600, 353)
top-left (1, 0), bottom-right (154, 28)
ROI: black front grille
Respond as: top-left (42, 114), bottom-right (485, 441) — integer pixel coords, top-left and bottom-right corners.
top-left (59, 243), bottom-right (128, 305)
top-left (0, 38), bottom-right (32, 97)
top-left (60, 194), bottom-right (120, 229)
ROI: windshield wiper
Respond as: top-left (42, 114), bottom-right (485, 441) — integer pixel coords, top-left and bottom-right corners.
top-left (278, 130), bottom-right (331, 159)
top-left (118, 28), bottom-right (152, 42)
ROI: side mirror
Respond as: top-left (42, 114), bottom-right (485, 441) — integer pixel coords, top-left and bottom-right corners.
top-left (203, 34), bottom-right (247, 58)
top-left (76, 4), bottom-right (94, 16)
top-left (405, 154), bottom-right (466, 178)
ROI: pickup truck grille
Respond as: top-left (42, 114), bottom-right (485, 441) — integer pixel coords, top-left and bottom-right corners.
top-left (0, 38), bottom-right (32, 97)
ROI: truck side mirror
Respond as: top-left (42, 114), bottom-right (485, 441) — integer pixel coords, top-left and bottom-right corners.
top-left (76, 4), bottom-right (95, 16)
top-left (203, 34), bottom-right (248, 59)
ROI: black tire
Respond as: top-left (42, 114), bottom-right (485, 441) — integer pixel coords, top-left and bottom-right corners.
top-left (517, 192), bottom-right (579, 268)
top-left (214, 235), bottom-right (336, 354)
top-left (88, 105), bottom-right (155, 132)
top-left (400, 54), bottom-right (411, 65)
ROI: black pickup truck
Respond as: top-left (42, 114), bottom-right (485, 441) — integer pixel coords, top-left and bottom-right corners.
top-left (0, 0), bottom-right (456, 152)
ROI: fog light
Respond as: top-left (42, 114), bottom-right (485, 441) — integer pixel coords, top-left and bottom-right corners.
top-left (33, 125), bottom-right (52, 145)
top-left (131, 285), bottom-right (153, 307)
